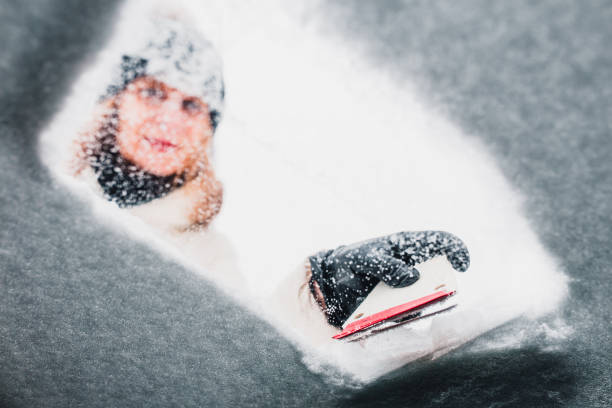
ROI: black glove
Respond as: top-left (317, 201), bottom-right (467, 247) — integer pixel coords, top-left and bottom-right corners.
top-left (308, 231), bottom-right (470, 328)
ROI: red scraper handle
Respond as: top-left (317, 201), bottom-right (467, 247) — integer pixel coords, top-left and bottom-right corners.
top-left (333, 290), bottom-right (455, 340)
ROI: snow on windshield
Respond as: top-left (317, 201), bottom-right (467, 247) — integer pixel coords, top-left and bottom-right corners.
top-left (38, 0), bottom-right (568, 383)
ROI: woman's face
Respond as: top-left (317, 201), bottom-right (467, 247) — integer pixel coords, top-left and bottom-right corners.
top-left (114, 76), bottom-right (213, 177)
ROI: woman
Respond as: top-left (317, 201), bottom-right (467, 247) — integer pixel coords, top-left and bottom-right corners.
top-left (74, 17), bottom-right (225, 230)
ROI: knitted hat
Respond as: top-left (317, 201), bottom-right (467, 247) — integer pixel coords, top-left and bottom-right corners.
top-left (104, 17), bottom-right (224, 130)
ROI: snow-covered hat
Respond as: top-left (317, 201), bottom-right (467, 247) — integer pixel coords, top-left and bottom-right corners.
top-left (104, 17), bottom-right (224, 129)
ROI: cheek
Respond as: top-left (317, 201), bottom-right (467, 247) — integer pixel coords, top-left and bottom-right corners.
top-left (182, 120), bottom-right (210, 148)
top-left (118, 96), bottom-right (151, 132)
top-left (116, 121), bottom-right (143, 157)
top-left (115, 100), bottom-right (150, 156)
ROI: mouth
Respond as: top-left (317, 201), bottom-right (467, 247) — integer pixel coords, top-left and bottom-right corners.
top-left (144, 136), bottom-right (178, 152)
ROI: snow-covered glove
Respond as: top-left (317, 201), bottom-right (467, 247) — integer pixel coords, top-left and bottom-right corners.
top-left (308, 231), bottom-right (470, 328)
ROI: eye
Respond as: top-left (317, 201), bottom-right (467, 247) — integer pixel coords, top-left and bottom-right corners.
top-left (139, 86), bottom-right (166, 102)
top-left (182, 98), bottom-right (203, 115)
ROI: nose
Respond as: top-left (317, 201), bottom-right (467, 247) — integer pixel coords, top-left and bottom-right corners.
top-left (152, 93), bottom-right (189, 131)
top-left (163, 92), bottom-right (186, 115)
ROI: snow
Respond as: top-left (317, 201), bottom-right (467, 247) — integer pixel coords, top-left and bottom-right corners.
top-left (38, 0), bottom-right (568, 383)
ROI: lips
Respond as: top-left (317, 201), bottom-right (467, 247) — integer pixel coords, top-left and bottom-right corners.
top-left (144, 136), bottom-right (178, 152)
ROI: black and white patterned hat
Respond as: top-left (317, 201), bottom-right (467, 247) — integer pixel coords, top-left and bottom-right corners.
top-left (105, 17), bottom-right (225, 130)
